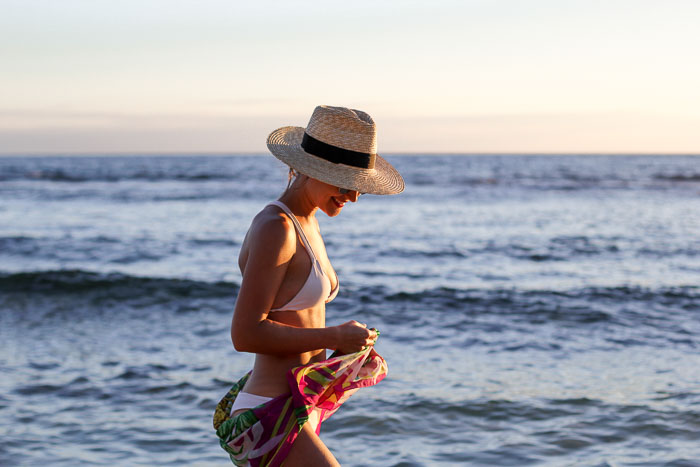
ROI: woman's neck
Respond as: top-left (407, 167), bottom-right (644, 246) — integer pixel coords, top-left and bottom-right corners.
top-left (278, 187), bottom-right (317, 220)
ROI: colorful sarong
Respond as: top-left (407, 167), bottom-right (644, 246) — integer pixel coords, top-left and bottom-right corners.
top-left (213, 345), bottom-right (387, 466)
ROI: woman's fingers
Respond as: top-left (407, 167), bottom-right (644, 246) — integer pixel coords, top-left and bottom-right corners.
top-left (337, 322), bottom-right (380, 351)
top-left (365, 328), bottom-right (379, 346)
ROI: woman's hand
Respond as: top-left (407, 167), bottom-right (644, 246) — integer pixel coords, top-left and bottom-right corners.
top-left (333, 321), bottom-right (378, 354)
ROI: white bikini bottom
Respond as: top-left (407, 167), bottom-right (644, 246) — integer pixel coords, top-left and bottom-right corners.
top-left (230, 391), bottom-right (273, 416)
top-left (229, 390), bottom-right (322, 432)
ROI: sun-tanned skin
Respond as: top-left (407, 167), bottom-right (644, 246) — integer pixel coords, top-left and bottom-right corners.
top-left (231, 174), bottom-right (377, 466)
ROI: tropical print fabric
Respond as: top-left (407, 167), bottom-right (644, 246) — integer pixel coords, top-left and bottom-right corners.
top-left (213, 345), bottom-right (387, 466)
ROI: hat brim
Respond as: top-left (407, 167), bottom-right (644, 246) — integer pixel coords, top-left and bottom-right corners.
top-left (267, 126), bottom-right (404, 195)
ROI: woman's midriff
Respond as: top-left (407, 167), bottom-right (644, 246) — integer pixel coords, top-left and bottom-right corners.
top-left (240, 307), bottom-right (326, 398)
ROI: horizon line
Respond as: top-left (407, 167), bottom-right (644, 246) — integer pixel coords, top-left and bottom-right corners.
top-left (1, 151), bottom-right (699, 158)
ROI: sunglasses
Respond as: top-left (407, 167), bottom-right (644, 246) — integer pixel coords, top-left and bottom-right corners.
top-left (338, 187), bottom-right (364, 196)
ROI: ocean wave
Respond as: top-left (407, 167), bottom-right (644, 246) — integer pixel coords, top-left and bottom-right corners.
top-left (20, 170), bottom-right (238, 183)
top-left (0, 235), bottom-right (239, 264)
top-left (5, 234), bottom-right (695, 266)
top-left (0, 168), bottom-right (240, 182)
top-left (376, 284), bottom-right (700, 306)
top-left (4, 269), bottom-right (698, 351)
top-left (2, 155), bottom-right (699, 192)
top-left (481, 235), bottom-right (621, 261)
top-left (654, 174), bottom-right (700, 182)
top-left (350, 284), bottom-right (700, 347)
top-left (0, 236), bottom-right (40, 255)
top-left (0, 155), bottom-right (275, 183)
top-left (380, 247), bottom-right (468, 259)
top-left (335, 394), bottom-right (700, 463)
top-left (373, 235), bottom-right (698, 264)
top-left (0, 269), bottom-right (237, 298)
top-left (5, 270), bottom-right (697, 322)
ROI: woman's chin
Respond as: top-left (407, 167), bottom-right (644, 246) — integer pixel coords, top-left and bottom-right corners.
top-left (323, 198), bottom-right (345, 216)
top-left (323, 207), bottom-right (342, 217)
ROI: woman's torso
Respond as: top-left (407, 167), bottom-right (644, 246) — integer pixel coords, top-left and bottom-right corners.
top-left (237, 201), bottom-right (338, 397)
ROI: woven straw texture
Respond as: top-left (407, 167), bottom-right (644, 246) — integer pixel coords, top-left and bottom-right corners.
top-left (266, 106), bottom-right (404, 195)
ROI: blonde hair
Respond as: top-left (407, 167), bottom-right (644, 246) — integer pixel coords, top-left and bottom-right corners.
top-left (286, 167), bottom-right (298, 191)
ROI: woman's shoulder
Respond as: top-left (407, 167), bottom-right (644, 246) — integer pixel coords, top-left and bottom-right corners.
top-left (237, 205), bottom-right (299, 279)
top-left (252, 204), bottom-right (293, 231)
top-left (245, 205), bottom-right (297, 252)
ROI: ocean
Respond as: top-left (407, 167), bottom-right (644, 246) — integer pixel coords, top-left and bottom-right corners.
top-left (1, 154), bottom-right (699, 466)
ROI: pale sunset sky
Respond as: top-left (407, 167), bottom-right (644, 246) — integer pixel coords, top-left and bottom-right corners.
top-left (2, 0), bottom-right (699, 154)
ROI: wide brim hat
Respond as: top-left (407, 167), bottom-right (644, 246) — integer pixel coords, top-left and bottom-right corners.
top-left (267, 105), bottom-right (404, 195)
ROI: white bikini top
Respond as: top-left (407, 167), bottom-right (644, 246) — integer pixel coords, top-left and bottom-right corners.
top-left (268, 201), bottom-right (339, 312)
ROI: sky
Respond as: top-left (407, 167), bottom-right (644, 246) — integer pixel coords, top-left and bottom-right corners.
top-left (2, 0), bottom-right (700, 154)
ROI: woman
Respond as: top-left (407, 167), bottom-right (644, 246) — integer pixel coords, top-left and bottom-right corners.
top-left (214, 105), bottom-right (404, 466)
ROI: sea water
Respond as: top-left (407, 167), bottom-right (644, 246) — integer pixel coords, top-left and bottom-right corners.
top-left (1, 155), bottom-right (699, 466)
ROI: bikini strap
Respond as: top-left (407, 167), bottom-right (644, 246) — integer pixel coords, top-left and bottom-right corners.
top-left (268, 201), bottom-right (318, 262)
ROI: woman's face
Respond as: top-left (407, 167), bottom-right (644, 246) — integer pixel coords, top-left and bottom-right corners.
top-left (306, 178), bottom-right (360, 217)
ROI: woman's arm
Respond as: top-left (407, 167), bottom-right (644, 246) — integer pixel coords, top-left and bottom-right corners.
top-left (231, 212), bottom-right (373, 355)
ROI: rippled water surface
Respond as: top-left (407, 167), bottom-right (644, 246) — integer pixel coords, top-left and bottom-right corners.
top-left (1, 155), bottom-right (699, 466)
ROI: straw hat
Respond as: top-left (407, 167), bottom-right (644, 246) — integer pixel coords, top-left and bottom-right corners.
top-left (266, 105), bottom-right (404, 195)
